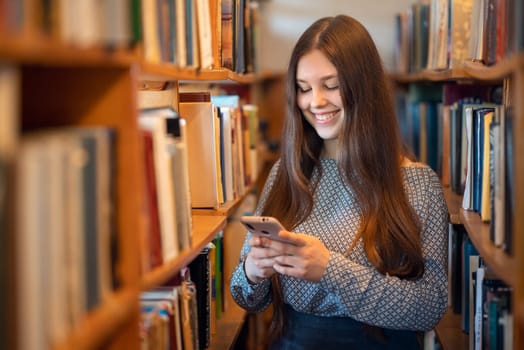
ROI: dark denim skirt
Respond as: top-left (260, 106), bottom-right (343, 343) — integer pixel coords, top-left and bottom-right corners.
top-left (269, 306), bottom-right (421, 350)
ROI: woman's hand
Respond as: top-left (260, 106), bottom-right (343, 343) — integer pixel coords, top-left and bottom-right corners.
top-left (244, 235), bottom-right (280, 284)
top-left (266, 230), bottom-right (330, 283)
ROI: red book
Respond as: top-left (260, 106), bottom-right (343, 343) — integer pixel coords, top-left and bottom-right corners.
top-left (142, 130), bottom-right (163, 269)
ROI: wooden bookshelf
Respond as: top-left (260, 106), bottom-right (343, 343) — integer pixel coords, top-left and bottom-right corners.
top-left (390, 50), bottom-right (523, 350)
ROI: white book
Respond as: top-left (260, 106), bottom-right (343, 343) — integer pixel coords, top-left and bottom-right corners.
top-left (473, 266), bottom-right (485, 350)
top-left (219, 107), bottom-right (234, 202)
top-left (59, 0), bottom-right (101, 47)
top-left (195, 0), bottom-right (214, 69)
top-left (99, 0), bottom-right (132, 47)
top-left (167, 118), bottom-right (193, 251)
top-left (493, 107), bottom-right (505, 247)
top-left (16, 139), bottom-right (49, 350)
top-left (141, 0), bottom-right (162, 63)
top-left (468, 255), bottom-right (480, 348)
top-left (44, 135), bottom-right (72, 343)
top-left (462, 106), bottom-right (474, 210)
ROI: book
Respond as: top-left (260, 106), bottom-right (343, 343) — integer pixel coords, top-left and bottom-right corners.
top-left (233, 0), bottom-right (246, 73)
top-left (176, 0), bottom-right (188, 67)
top-left (209, 0), bottom-right (223, 69)
top-left (220, 0), bottom-right (234, 69)
top-left (139, 108), bottom-right (180, 262)
top-left (449, 0), bottom-right (474, 68)
top-left (195, 0), bottom-right (214, 69)
top-left (166, 117), bottom-right (193, 252)
top-left (461, 237), bottom-right (479, 333)
top-left (481, 110), bottom-right (494, 221)
top-left (491, 106), bottom-right (506, 248)
top-left (481, 0), bottom-right (498, 66)
top-left (188, 245), bottom-right (212, 348)
top-left (179, 268), bottom-right (200, 350)
top-left (142, 130), bottom-right (163, 269)
top-left (211, 94), bottom-right (246, 198)
top-left (468, 0), bottom-right (486, 62)
top-left (441, 105), bottom-right (451, 186)
top-left (179, 92), bottom-right (222, 209)
top-left (242, 104), bottom-right (260, 182)
top-left (140, 287), bottom-right (183, 350)
top-left (449, 224), bottom-right (465, 314)
top-left (140, 0), bottom-right (162, 63)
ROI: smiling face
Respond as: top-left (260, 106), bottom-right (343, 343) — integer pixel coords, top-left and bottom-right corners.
top-left (296, 49), bottom-right (344, 157)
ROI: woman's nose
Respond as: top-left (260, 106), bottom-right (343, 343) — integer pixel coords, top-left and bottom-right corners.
top-left (310, 89), bottom-right (326, 107)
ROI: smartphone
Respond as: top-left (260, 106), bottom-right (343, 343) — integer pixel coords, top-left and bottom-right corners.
top-left (239, 215), bottom-right (293, 244)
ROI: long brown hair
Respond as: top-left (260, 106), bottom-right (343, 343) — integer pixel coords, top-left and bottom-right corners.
top-left (261, 15), bottom-right (424, 341)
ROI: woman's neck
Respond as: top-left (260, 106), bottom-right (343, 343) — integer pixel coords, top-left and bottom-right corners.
top-left (323, 139), bottom-right (337, 159)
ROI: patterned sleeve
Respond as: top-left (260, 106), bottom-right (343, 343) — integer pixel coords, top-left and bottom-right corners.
top-left (319, 168), bottom-right (449, 331)
top-left (229, 160), bottom-right (281, 312)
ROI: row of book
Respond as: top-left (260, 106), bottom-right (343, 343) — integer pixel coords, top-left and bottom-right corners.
top-left (139, 92), bottom-right (260, 269)
top-left (140, 236), bottom-right (224, 349)
top-left (13, 127), bottom-right (117, 350)
top-left (395, 0), bottom-right (524, 73)
top-left (0, 0), bottom-right (135, 48)
top-left (142, 0), bottom-right (261, 72)
top-left (395, 83), bottom-right (513, 252)
top-left (448, 225), bottom-right (513, 350)
top-left (0, 0), bottom-right (262, 73)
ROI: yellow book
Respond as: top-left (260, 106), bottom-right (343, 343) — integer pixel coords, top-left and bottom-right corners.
top-left (481, 111), bottom-right (494, 222)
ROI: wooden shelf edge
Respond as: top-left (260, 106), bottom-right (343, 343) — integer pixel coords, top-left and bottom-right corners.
top-left (192, 186), bottom-right (256, 217)
top-left (0, 34), bottom-right (134, 67)
top-left (460, 209), bottom-right (516, 286)
top-left (208, 302), bottom-right (247, 350)
top-left (53, 288), bottom-right (139, 350)
top-left (442, 187), bottom-right (462, 225)
top-left (462, 54), bottom-right (524, 80)
top-left (141, 215), bottom-right (227, 290)
top-left (434, 307), bottom-right (468, 350)
top-left (139, 63), bottom-right (270, 84)
top-left (389, 54), bottom-right (524, 83)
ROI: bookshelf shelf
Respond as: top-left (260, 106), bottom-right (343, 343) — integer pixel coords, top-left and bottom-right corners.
top-left (460, 209), bottom-right (516, 287)
top-left (389, 67), bottom-right (468, 83)
top-left (141, 215), bottom-right (227, 290)
top-left (54, 288), bottom-right (139, 350)
top-left (389, 56), bottom-right (524, 84)
top-left (139, 63), bottom-right (267, 85)
top-left (462, 54), bottom-right (524, 81)
top-left (442, 187), bottom-right (462, 225)
top-left (0, 34), bottom-right (134, 67)
top-left (192, 186), bottom-right (257, 217)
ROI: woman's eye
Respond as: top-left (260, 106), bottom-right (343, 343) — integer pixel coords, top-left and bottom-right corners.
top-left (298, 86), bottom-right (311, 93)
top-left (326, 85), bottom-right (339, 90)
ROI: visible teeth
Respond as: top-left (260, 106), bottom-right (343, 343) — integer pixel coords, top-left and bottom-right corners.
top-left (315, 112), bottom-right (336, 121)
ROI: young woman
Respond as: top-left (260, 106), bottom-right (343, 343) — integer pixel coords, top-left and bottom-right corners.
top-left (230, 15), bottom-right (449, 349)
